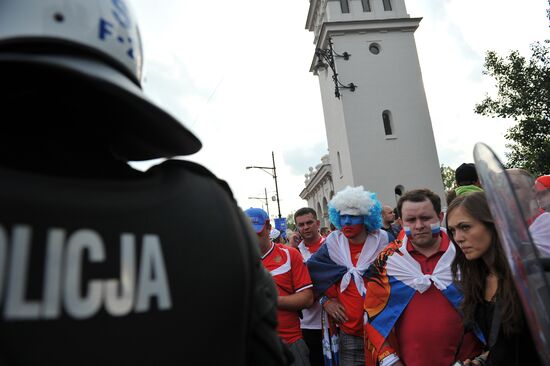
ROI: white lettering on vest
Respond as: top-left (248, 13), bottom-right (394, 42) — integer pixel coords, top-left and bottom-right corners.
top-left (4, 226), bottom-right (41, 319)
top-left (135, 235), bottom-right (172, 312)
top-left (42, 229), bottom-right (65, 318)
top-left (104, 233), bottom-right (135, 316)
top-left (64, 230), bottom-right (105, 319)
top-left (0, 225), bottom-right (172, 320)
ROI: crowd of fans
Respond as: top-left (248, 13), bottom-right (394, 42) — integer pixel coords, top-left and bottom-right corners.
top-left (245, 164), bottom-right (549, 366)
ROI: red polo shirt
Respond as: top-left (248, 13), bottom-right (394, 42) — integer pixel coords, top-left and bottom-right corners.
top-left (304, 236), bottom-right (324, 256)
top-left (395, 235), bottom-right (481, 366)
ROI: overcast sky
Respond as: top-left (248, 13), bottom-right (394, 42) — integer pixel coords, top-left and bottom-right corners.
top-left (131, 0), bottom-right (549, 218)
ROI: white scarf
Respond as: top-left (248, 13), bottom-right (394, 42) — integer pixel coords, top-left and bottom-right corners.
top-left (325, 230), bottom-right (387, 296)
top-left (385, 229), bottom-right (454, 293)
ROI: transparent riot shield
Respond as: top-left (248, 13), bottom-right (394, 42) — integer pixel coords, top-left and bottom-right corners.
top-left (473, 142), bottom-right (550, 365)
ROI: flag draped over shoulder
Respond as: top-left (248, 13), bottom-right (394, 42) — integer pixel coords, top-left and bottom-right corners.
top-left (307, 230), bottom-right (387, 298)
top-left (363, 229), bottom-right (463, 364)
top-left (307, 230), bottom-right (388, 366)
top-left (321, 310), bottom-right (340, 366)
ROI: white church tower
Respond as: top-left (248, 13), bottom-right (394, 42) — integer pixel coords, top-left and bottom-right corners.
top-left (306, 0), bottom-right (446, 207)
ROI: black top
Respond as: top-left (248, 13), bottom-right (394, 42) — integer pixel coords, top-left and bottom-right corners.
top-left (0, 160), bottom-right (288, 365)
top-left (476, 300), bottom-right (541, 366)
top-left (381, 226), bottom-right (397, 242)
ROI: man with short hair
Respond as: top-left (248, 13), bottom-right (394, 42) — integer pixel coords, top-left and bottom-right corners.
top-left (245, 208), bottom-right (315, 366)
top-left (364, 189), bottom-right (481, 366)
top-left (307, 186), bottom-right (388, 366)
top-left (454, 163), bottom-right (483, 196)
top-left (380, 205), bottom-right (398, 242)
top-left (294, 207), bottom-right (326, 366)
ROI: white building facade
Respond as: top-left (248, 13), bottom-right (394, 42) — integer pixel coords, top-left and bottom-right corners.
top-left (299, 154), bottom-right (334, 227)
top-left (304, 0), bottom-right (446, 208)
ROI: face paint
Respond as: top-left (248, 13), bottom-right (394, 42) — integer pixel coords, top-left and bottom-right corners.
top-left (430, 223), bottom-right (441, 238)
top-left (340, 214), bottom-right (364, 227)
top-left (404, 226), bottom-right (412, 240)
top-left (341, 224), bottom-right (365, 239)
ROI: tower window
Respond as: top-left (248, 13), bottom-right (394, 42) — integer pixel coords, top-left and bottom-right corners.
top-left (362, 0), bottom-right (371, 12)
top-left (382, 0), bottom-right (392, 11)
top-left (382, 110), bottom-right (393, 136)
top-left (340, 0), bottom-right (350, 13)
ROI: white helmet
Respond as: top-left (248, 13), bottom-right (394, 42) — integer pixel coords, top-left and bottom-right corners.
top-left (0, 0), bottom-right (201, 160)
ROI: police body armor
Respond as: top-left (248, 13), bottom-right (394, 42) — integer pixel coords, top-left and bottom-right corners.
top-left (0, 0), bottom-right (288, 364)
top-left (0, 160), bottom-right (287, 365)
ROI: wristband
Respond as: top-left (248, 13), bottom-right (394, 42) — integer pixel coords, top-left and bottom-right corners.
top-left (319, 296), bottom-right (330, 306)
top-left (379, 353), bottom-right (400, 366)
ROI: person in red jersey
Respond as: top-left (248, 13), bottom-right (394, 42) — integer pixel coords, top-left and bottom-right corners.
top-left (307, 186), bottom-right (389, 366)
top-left (294, 207), bottom-right (326, 366)
top-left (364, 189), bottom-right (482, 366)
top-left (245, 208), bottom-right (315, 366)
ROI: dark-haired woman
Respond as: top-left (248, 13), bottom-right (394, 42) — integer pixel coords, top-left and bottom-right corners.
top-left (446, 192), bottom-right (541, 365)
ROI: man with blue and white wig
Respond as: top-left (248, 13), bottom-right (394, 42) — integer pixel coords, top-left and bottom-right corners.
top-left (307, 186), bottom-right (388, 366)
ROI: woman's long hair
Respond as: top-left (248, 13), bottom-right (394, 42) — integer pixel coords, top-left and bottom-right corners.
top-left (446, 192), bottom-right (523, 336)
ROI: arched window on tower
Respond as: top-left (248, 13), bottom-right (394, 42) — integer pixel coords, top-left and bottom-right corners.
top-left (337, 151), bottom-right (343, 178)
top-left (362, 0), bottom-right (371, 12)
top-left (382, 110), bottom-right (394, 137)
top-left (382, 0), bottom-right (392, 11)
top-left (340, 0), bottom-right (350, 13)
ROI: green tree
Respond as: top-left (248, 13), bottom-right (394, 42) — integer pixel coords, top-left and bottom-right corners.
top-left (286, 212), bottom-right (296, 231)
top-left (440, 164), bottom-right (456, 190)
top-left (474, 40), bottom-right (550, 176)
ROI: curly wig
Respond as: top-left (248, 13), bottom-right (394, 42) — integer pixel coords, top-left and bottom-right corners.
top-left (328, 186), bottom-right (382, 232)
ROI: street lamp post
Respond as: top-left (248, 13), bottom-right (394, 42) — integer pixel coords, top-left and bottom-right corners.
top-left (246, 151), bottom-right (282, 218)
top-left (248, 188), bottom-right (270, 217)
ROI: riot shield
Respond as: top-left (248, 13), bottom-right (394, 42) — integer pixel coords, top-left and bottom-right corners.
top-left (473, 142), bottom-right (550, 365)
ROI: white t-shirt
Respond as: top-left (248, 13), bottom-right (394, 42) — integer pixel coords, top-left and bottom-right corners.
top-left (530, 212), bottom-right (550, 257)
top-left (298, 238), bottom-right (324, 330)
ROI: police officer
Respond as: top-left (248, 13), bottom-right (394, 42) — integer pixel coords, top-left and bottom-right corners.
top-left (0, 0), bottom-right (287, 364)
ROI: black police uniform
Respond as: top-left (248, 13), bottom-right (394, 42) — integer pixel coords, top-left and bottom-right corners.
top-left (0, 43), bottom-right (289, 365)
top-left (0, 158), bottom-right (288, 365)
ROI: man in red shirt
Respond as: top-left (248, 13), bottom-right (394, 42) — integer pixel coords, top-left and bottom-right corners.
top-left (294, 207), bottom-right (326, 366)
top-left (245, 208), bottom-right (315, 366)
top-left (307, 186), bottom-right (388, 366)
top-left (364, 189), bottom-right (482, 366)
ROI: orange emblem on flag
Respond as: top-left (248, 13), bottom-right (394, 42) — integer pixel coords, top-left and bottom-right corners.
top-left (364, 240), bottom-right (403, 319)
